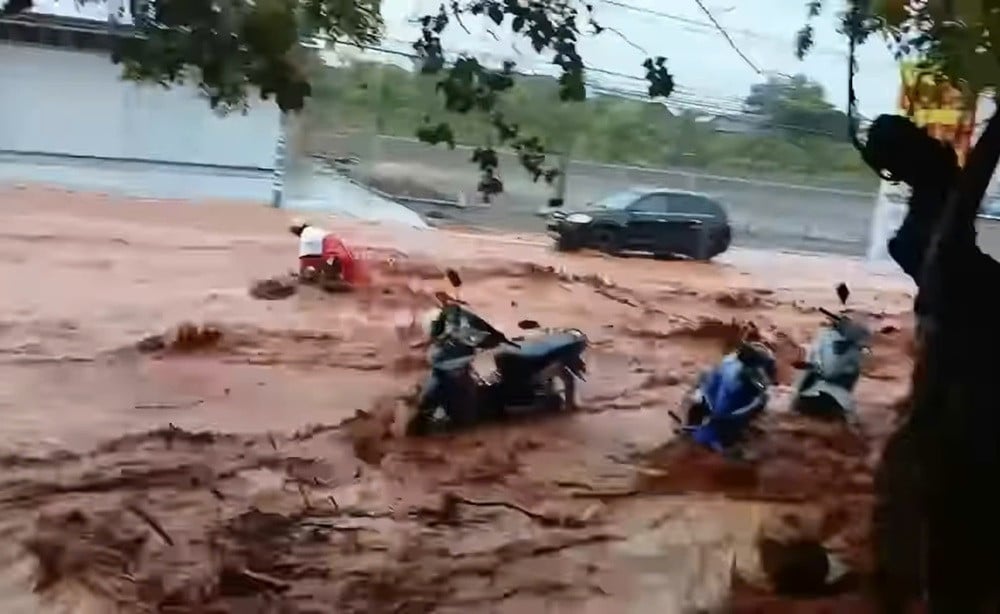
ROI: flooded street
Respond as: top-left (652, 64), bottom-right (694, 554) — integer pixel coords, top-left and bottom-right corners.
top-left (0, 185), bottom-right (914, 612)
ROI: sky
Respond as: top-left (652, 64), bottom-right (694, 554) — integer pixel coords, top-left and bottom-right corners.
top-left (21, 0), bottom-right (902, 117)
top-left (375, 0), bottom-right (902, 118)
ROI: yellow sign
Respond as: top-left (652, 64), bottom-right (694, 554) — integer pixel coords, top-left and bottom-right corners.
top-left (897, 62), bottom-right (977, 165)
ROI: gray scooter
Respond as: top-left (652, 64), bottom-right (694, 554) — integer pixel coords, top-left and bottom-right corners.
top-left (791, 283), bottom-right (871, 425)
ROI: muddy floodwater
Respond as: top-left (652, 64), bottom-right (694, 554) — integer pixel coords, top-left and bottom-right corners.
top-left (0, 186), bottom-right (916, 612)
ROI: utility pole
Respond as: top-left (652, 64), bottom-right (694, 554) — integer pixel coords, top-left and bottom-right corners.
top-left (548, 134), bottom-right (574, 210)
top-left (271, 112), bottom-right (288, 208)
top-left (554, 145), bottom-right (571, 205)
top-left (368, 66), bottom-right (384, 182)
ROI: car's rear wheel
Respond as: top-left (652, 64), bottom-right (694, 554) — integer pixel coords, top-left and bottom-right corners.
top-left (683, 226), bottom-right (716, 261)
top-left (689, 228), bottom-right (707, 260)
top-left (704, 225), bottom-right (732, 259)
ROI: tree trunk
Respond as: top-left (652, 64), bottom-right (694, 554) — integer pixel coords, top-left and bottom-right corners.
top-left (876, 105), bottom-right (1000, 612)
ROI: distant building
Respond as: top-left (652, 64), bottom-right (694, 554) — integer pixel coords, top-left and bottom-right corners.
top-left (318, 42), bottom-right (417, 72)
top-left (0, 10), bottom-right (280, 169)
top-left (708, 114), bottom-right (768, 136)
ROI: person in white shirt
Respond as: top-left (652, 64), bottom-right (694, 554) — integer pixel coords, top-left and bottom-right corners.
top-left (288, 218), bottom-right (367, 287)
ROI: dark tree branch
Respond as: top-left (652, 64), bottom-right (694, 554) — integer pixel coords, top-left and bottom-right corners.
top-left (919, 106), bottom-right (1000, 306)
top-left (411, 0), bottom-right (674, 198)
top-left (0, 0), bottom-right (32, 16)
top-left (449, 1), bottom-right (472, 35)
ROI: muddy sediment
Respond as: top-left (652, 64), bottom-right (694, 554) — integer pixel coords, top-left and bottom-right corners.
top-left (0, 187), bottom-right (917, 612)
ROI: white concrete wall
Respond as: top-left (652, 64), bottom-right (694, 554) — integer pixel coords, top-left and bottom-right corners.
top-left (0, 43), bottom-right (280, 169)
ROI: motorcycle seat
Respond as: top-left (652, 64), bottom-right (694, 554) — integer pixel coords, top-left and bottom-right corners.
top-left (494, 332), bottom-right (582, 369)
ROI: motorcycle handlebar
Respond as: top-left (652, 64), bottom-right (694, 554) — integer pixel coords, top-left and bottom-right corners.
top-left (815, 308), bottom-right (871, 347)
top-left (459, 311), bottom-right (520, 350)
top-left (486, 330), bottom-right (520, 349)
top-left (441, 303), bottom-right (528, 350)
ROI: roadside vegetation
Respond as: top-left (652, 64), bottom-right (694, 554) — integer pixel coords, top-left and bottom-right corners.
top-left (302, 62), bottom-right (876, 187)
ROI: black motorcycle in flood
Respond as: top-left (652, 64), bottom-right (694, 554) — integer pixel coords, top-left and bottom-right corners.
top-left (405, 272), bottom-right (589, 436)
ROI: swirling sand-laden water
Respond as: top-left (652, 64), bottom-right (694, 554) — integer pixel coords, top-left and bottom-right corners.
top-left (0, 186), bottom-right (917, 613)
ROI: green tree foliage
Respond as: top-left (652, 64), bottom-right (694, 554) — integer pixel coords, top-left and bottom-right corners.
top-left (406, 1), bottom-right (674, 197)
top-left (799, 0), bottom-right (1000, 96)
top-left (1, 0), bottom-right (675, 197)
top-left (744, 74), bottom-right (851, 141)
top-left (2, 0), bottom-right (383, 113)
top-left (304, 60), bottom-right (872, 183)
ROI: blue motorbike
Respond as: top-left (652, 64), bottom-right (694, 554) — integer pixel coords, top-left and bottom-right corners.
top-left (671, 342), bottom-right (777, 455)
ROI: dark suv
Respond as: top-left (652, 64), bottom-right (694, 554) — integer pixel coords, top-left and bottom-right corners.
top-left (546, 188), bottom-right (732, 260)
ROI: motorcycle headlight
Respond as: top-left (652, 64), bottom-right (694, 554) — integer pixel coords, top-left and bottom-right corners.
top-left (565, 213), bottom-right (593, 224)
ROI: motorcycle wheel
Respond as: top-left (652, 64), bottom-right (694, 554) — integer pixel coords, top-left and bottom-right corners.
top-left (793, 393), bottom-right (844, 422)
top-left (546, 367), bottom-right (577, 411)
top-left (319, 266), bottom-right (350, 293)
top-left (406, 402), bottom-right (455, 436)
top-left (405, 410), bottom-right (432, 436)
top-left (685, 400), bottom-right (709, 427)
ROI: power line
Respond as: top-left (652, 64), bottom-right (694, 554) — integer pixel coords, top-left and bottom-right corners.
top-left (330, 40), bottom-right (744, 112)
top-left (590, 86), bottom-right (740, 114)
top-left (517, 77), bottom-right (850, 136)
top-left (380, 34), bottom-right (639, 83)
top-left (324, 42), bottom-right (856, 137)
top-left (375, 34), bottom-right (779, 113)
top-left (329, 41), bottom-right (852, 138)
top-left (599, 0), bottom-right (713, 29)
top-left (598, 0), bottom-right (855, 60)
top-left (589, 84), bottom-right (848, 137)
top-left (690, 0), bottom-right (762, 75)
top-left (589, 83), bottom-right (743, 112)
top-left (373, 36), bottom-right (750, 107)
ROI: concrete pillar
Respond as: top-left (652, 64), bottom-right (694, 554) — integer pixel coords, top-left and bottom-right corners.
top-left (271, 112), bottom-right (288, 208)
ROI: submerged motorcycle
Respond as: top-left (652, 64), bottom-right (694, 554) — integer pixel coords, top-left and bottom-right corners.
top-left (406, 270), bottom-right (589, 436)
top-left (790, 283), bottom-right (870, 424)
top-left (672, 342), bottom-right (777, 455)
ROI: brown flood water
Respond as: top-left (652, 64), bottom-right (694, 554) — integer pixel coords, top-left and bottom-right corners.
top-left (0, 185), bottom-right (916, 612)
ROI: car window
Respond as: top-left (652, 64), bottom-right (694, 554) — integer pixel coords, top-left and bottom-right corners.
top-left (628, 194), bottom-right (670, 213)
top-left (592, 190), bottom-right (642, 210)
top-left (666, 194), bottom-right (724, 218)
